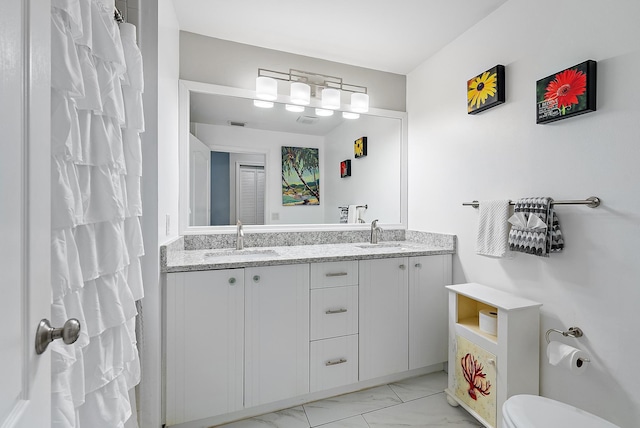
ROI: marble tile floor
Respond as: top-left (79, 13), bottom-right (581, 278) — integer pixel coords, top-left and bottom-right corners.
top-left (218, 371), bottom-right (482, 428)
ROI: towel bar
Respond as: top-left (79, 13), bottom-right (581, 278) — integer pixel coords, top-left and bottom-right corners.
top-left (463, 196), bottom-right (600, 208)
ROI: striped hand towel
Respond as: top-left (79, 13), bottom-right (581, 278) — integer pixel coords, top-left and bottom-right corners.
top-left (476, 200), bottom-right (511, 257)
top-left (508, 197), bottom-right (564, 257)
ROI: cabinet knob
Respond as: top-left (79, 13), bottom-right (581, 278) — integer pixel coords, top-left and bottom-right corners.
top-left (253, 275), bottom-right (260, 282)
top-left (399, 264), bottom-right (406, 270)
top-left (415, 263), bottom-right (422, 268)
top-left (228, 277), bottom-right (236, 285)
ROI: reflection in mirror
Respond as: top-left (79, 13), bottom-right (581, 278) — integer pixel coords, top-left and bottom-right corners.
top-left (182, 82), bottom-right (407, 231)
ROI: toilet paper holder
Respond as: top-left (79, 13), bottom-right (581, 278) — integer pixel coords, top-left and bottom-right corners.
top-left (545, 327), bottom-right (591, 363)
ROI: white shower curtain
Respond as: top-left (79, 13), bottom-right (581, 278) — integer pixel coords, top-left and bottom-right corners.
top-left (50, 0), bottom-right (144, 426)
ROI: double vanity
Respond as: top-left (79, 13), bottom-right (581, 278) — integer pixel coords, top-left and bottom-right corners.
top-left (161, 229), bottom-right (456, 427)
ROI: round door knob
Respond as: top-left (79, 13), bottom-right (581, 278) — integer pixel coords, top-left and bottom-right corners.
top-left (35, 318), bottom-right (81, 355)
top-left (253, 275), bottom-right (260, 282)
top-left (228, 277), bottom-right (236, 285)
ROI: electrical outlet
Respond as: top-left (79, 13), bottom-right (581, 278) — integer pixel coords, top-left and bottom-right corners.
top-left (165, 214), bottom-right (171, 235)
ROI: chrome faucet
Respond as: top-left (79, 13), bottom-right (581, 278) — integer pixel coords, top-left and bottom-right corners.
top-left (236, 220), bottom-right (244, 250)
top-left (370, 219), bottom-right (383, 244)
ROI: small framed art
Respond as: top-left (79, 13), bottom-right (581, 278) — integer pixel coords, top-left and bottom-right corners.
top-left (467, 65), bottom-right (505, 114)
top-left (340, 159), bottom-right (351, 178)
top-left (536, 60), bottom-right (597, 124)
top-left (354, 136), bottom-right (367, 158)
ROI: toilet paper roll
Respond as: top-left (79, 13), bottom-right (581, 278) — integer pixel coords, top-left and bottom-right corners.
top-left (478, 309), bottom-right (498, 335)
top-left (546, 341), bottom-right (589, 375)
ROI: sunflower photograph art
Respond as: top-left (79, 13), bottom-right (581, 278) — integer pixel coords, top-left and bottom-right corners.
top-left (354, 136), bottom-right (367, 158)
top-left (536, 60), bottom-right (597, 124)
top-left (467, 65), bottom-right (505, 114)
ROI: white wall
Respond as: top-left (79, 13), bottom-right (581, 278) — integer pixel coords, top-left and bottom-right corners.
top-left (157, 3), bottom-right (180, 243)
top-left (324, 116), bottom-right (402, 224)
top-left (139, 0), bottom-right (180, 426)
top-left (194, 123), bottom-right (325, 225)
top-left (407, 0), bottom-right (640, 426)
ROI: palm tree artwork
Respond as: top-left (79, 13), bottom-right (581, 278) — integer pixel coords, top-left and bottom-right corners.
top-left (282, 146), bottom-right (320, 205)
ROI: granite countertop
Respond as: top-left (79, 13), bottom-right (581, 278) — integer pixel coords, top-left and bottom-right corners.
top-left (162, 230), bottom-right (456, 273)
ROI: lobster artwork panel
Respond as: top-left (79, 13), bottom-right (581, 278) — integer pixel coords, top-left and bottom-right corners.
top-left (454, 335), bottom-right (497, 427)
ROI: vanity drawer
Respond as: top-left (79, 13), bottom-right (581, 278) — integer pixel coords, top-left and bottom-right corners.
top-left (310, 286), bottom-right (358, 340)
top-left (310, 334), bottom-right (358, 392)
top-left (310, 261), bottom-right (358, 289)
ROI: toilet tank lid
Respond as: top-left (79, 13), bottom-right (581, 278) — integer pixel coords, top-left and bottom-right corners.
top-left (503, 395), bottom-right (620, 428)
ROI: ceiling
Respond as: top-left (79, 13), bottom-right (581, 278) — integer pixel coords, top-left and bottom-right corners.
top-left (172, 0), bottom-right (508, 75)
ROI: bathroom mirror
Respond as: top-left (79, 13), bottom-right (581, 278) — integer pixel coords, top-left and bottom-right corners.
top-left (179, 80), bottom-right (407, 234)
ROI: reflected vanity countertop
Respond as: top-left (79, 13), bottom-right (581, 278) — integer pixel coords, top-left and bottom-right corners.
top-left (161, 230), bottom-right (456, 273)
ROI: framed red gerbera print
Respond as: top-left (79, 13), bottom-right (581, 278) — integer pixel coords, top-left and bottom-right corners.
top-left (467, 65), bottom-right (505, 114)
top-left (536, 60), bottom-right (597, 124)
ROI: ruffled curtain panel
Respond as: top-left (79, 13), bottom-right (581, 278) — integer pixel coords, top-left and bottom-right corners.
top-left (50, 0), bottom-right (144, 426)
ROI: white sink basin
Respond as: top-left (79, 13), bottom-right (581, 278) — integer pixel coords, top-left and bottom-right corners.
top-left (355, 242), bottom-right (406, 249)
top-left (204, 249), bottom-right (278, 259)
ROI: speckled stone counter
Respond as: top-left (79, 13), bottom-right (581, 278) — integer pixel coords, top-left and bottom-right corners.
top-left (161, 230), bottom-right (456, 273)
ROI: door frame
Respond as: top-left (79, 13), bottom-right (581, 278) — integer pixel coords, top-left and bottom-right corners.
top-left (1, 0), bottom-right (52, 426)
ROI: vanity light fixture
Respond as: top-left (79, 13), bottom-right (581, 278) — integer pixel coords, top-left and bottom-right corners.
top-left (255, 76), bottom-right (278, 101)
top-left (285, 104), bottom-right (305, 113)
top-left (253, 99), bottom-right (274, 108)
top-left (290, 82), bottom-right (311, 105)
top-left (321, 88), bottom-right (341, 110)
top-left (256, 68), bottom-right (368, 113)
top-left (315, 108), bottom-right (334, 117)
top-left (342, 111), bottom-right (360, 119)
top-left (350, 92), bottom-right (370, 113)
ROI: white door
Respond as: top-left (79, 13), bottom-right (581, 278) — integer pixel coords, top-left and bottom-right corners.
top-left (0, 0), bottom-right (52, 426)
top-left (189, 134), bottom-right (211, 226)
top-left (236, 164), bottom-right (265, 225)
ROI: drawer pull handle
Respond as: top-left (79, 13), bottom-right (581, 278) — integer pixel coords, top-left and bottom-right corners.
top-left (399, 264), bottom-right (406, 270)
top-left (325, 308), bottom-right (348, 315)
top-left (415, 263), bottom-right (422, 268)
top-left (325, 272), bottom-right (348, 277)
top-left (325, 358), bottom-right (347, 366)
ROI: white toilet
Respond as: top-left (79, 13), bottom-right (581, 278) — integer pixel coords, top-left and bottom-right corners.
top-left (502, 394), bottom-right (620, 428)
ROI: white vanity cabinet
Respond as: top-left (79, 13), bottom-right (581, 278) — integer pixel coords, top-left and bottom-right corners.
top-left (244, 264), bottom-right (310, 407)
top-left (445, 283), bottom-right (541, 428)
top-left (165, 269), bottom-right (245, 426)
top-left (309, 261), bottom-right (359, 392)
top-left (359, 257), bottom-right (409, 380)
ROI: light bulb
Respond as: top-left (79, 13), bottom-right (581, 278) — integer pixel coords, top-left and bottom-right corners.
top-left (286, 104), bottom-right (305, 113)
top-left (290, 82), bottom-right (311, 105)
top-left (321, 88), bottom-right (341, 110)
top-left (315, 108), bottom-right (334, 117)
top-left (253, 99), bottom-right (274, 108)
top-left (351, 92), bottom-right (369, 113)
top-left (342, 111), bottom-right (360, 119)
top-left (256, 76), bottom-right (277, 101)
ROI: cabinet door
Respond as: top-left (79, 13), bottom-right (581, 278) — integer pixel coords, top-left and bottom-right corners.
top-left (454, 335), bottom-right (497, 427)
top-left (165, 270), bottom-right (244, 425)
top-left (409, 254), bottom-right (452, 369)
top-left (244, 264), bottom-right (310, 407)
top-left (359, 257), bottom-right (409, 380)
